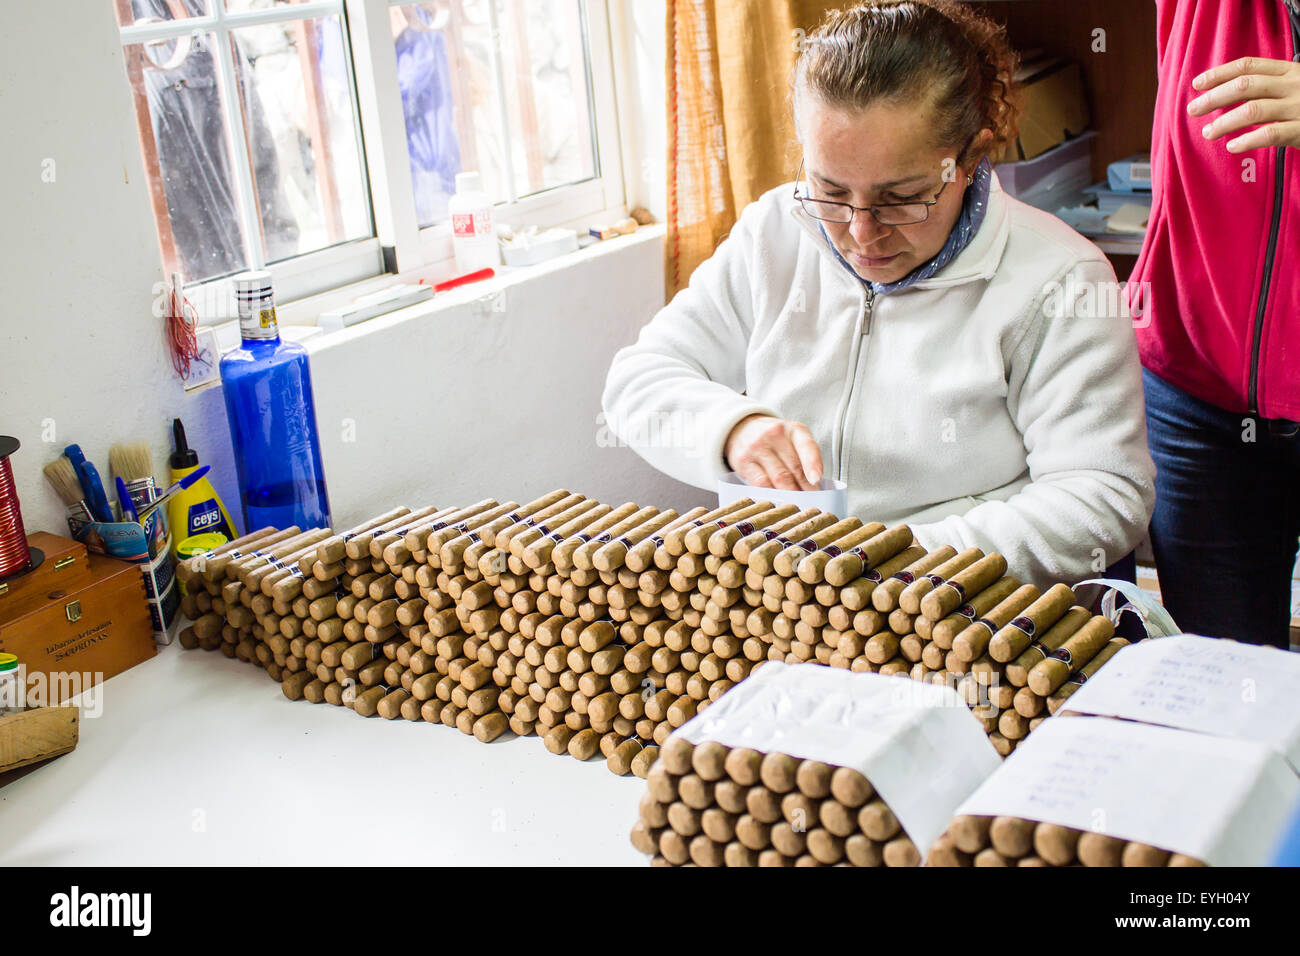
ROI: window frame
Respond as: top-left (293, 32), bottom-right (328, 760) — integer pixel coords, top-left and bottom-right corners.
top-left (117, 0), bottom-right (627, 312)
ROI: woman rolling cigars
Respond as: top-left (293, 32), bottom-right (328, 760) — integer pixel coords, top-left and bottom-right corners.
top-left (602, 1), bottom-right (1155, 589)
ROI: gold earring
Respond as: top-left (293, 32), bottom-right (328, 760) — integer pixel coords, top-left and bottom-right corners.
top-left (965, 174), bottom-right (973, 186)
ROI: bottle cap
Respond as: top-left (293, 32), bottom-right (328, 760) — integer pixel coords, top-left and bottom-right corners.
top-left (177, 533), bottom-right (228, 560)
top-left (170, 418), bottom-right (199, 470)
top-left (455, 171), bottom-right (483, 195)
top-left (0, 653), bottom-right (17, 674)
top-left (232, 270), bottom-right (273, 295)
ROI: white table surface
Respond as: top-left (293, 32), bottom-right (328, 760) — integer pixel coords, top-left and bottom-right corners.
top-left (0, 643), bottom-right (647, 866)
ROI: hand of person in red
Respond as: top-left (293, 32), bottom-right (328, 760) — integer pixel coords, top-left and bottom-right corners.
top-left (724, 414), bottom-right (824, 491)
top-left (1188, 56), bottom-right (1300, 151)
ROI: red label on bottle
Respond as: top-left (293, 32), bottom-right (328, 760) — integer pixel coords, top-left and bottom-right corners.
top-left (452, 213), bottom-right (476, 237)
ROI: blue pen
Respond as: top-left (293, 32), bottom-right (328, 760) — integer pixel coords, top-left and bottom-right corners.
top-left (65, 444), bottom-right (114, 523)
top-left (134, 465), bottom-right (212, 522)
top-left (115, 475), bottom-right (137, 523)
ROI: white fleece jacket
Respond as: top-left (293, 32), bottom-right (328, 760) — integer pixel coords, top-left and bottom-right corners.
top-left (601, 174), bottom-right (1156, 588)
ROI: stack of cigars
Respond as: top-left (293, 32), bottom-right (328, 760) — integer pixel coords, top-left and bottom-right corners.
top-left (175, 490), bottom-right (1132, 772)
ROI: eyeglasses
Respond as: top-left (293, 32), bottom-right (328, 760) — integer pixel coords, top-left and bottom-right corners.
top-left (793, 159), bottom-right (955, 226)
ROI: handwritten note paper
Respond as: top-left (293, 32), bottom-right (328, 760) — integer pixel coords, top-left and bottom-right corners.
top-left (1063, 635), bottom-right (1300, 772)
top-left (956, 717), bottom-right (1300, 867)
top-left (675, 662), bottom-right (1001, 854)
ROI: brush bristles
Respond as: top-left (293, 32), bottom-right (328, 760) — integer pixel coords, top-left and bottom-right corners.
top-left (109, 442), bottom-right (155, 484)
top-left (43, 456), bottom-right (85, 507)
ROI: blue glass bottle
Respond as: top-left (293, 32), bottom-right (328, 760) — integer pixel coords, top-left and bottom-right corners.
top-left (219, 271), bottom-right (331, 532)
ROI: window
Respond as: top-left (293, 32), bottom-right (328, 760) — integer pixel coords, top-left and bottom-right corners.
top-left (113, 0), bottom-right (625, 307)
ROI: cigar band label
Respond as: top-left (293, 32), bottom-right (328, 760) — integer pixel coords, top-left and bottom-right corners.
top-left (262, 555), bottom-right (279, 566)
top-left (973, 617), bottom-right (998, 637)
top-left (691, 520), bottom-right (706, 527)
top-left (453, 522), bottom-right (469, 532)
top-left (1009, 615), bottom-right (1035, 636)
top-left (504, 512), bottom-right (522, 524)
top-left (466, 532), bottom-right (480, 544)
top-left (713, 520), bottom-right (727, 530)
top-left (796, 538), bottom-right (817, 550)
top-left (535, 524), bottom-right (550, 536)
top-left (892, 570), bottom-right (916, 584)
top-left (340, 532), bottom-right (356, 542)
top-left (615, 536), bottom-right (635, 548)
top-left (1050, 647), bottom-right (1073, 666)
top-left (735, 521), bottom-right (756, 535)
top-left (944, 581), bottom-right (967, 602)
top-left (546, 530), bottom-right (565, 542)
top-left (763, 530), bottom-right (780, 541)
top-left (595, 532), bottom-right (613, 543)
top-left (926, 573), bottom-right (946, 586)
top-left (848, 545), bottom-right (869, 560)
top-left (1070, 671), bottom-right (1088, 686)
top-left (957, 603), bottom-right (976, 619)
top-left (1027, 640), bottom-right (1050, 660)
top-left (866, 569), bottom-right (885, 582)
top-left (823, 544), bottom-right (843, 557)
top-left (575, 533), bottom-right (593, 543)
top-left (650, 535), bottom-right (665, 547)
top-left (228, 549), bottom-right (244, 559)
top-left (430, 521), bottom-right (448, 531)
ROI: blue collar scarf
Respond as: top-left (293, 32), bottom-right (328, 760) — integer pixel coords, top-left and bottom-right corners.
top-left (819, 156), bottom-right (993, 296)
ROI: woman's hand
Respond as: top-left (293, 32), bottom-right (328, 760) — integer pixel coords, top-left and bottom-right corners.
top-left (1189, 56), bottom-right (1300, 152)
top-left (724, 414), bottom-right (824, 491)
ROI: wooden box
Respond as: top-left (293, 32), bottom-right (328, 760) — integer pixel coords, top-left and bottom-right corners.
top-left (0, 706), bottom-right (78, 773)
top-left (0, 544), bottom-right (156, 705)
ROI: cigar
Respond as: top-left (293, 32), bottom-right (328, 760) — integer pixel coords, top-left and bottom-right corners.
top-left (898, 547), bottom-right (982, 615)
top-left (918, 552), bottom-right (1008, 622)
top-left (870, 546), bottom-right (957, 613)
top-left (591, 509), bottom-right (684, 573)
top-left (772, 517), bottom-right (867, 578)
top-left (746, 513), bottom-right (839, 576)
top-left (1026, 615), bottom-right (1116, 696)
top-left (989, 816), bottom-right (1035, 858)
top-left (1046, 637), bottom-right (1129, 714)
top-left (808, 524), bottom-right (910, 589)
top-left (987, 583), bottom-right (1077, 662)
top-left (202, 527), bottom-right (303, 582)
top-left (951, 583), bottom-right (1041, 663)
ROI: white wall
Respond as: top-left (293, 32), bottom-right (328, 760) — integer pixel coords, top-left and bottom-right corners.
top-left (1, 0), bottom-right (699, 545)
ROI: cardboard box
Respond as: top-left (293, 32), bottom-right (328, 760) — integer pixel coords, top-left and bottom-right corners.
top-left (0, 706), bottom-right (78, 774)
top-left (0, 544), bottom-right (156, 705)
top-left (1000, 59), bottom-right (1091, 162)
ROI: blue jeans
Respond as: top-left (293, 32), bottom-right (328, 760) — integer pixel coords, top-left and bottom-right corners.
top-left (1143, 368), bottom-right (1300, 648)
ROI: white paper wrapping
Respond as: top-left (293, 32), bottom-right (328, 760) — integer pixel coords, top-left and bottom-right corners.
top-left (673, 661), bottom-right (1001, 853)
top-left (1061, 635), bottom-right (1300, 773)
top-left (956, 716), bottom-right (1300, 867)
top-left (717, 471), bottom-right (847, 517)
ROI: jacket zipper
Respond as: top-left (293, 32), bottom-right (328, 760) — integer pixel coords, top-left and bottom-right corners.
top-left (836, 286), bottom-right (875, 483)
top-left (1249, 10), bottom-right (1300, 415)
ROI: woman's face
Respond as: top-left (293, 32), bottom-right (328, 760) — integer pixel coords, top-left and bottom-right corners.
top-left (798, 95), bottom-right (972, 285)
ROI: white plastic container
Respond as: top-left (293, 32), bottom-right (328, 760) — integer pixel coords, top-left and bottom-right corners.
top-left (447, 171), bottom-right (499, 273)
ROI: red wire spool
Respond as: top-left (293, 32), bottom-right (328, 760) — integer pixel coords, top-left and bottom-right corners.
top-left (0, 436), bottom-right (33, 579)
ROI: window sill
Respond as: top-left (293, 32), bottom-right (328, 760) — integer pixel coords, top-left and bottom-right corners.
top-left (211, 223), bottom-right (664, 356)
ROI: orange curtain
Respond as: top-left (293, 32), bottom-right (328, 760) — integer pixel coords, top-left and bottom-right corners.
top-left (666, 1), bottom-right (844, 296)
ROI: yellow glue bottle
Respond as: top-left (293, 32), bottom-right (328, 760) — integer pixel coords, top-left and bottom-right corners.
top-left (167, 417), bottom-right (237, 558)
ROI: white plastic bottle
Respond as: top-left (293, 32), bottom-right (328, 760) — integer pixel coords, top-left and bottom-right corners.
top-left (447, 171), bottom-right (499, 273)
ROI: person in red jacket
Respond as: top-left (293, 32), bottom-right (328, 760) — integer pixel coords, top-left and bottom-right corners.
top-left (1133, 0), bottom-right (1300, 647)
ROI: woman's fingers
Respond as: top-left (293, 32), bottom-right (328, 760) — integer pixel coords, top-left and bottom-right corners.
top-left (1224, 120), bottom-right (1300, 152)
top-left (1188, 58), bottom-right (1300, 151)
top-left (1188, 71), bottom-right (1293, 115)
top-left (1193, 57), bottom-right (1292, 93)
top-left (725, 416), bottom-right (824, 491)
top-left (1201, 96), bottom-right (1300, 140)
top-left (789, 422), bottom-right (825, 487)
